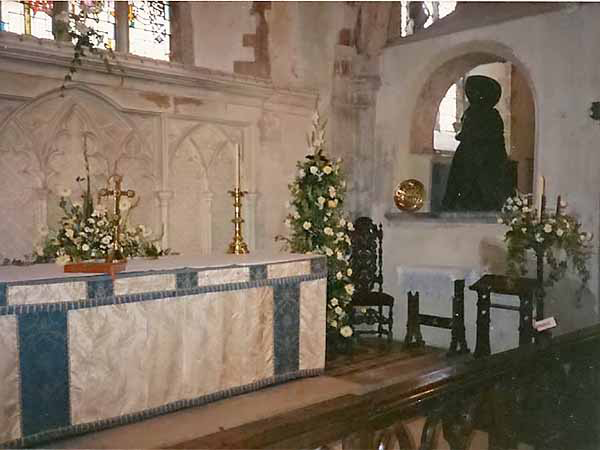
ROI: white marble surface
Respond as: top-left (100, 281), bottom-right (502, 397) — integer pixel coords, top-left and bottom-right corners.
top-left (0, 253), bottom-right (318, 283)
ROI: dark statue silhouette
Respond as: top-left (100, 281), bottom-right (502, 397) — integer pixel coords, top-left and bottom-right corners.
top-left (442, 75), bottom-right (513, 211)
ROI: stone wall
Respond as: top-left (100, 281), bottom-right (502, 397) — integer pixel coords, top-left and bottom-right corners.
top-left (373, 4), bottom-right (600, 348)
top-left (0, 31), bottom-right (316, 259)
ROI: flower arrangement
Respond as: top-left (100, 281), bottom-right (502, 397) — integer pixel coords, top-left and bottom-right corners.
top-left (499, 192), bottom-right (591, 295)
top-left (277, 109), bottom-right (355, 341)
top-left (35, 189), bottom-right (167, 265)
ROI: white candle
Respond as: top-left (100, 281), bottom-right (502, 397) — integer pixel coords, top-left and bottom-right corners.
top-left (536, 175), bottom-right (545, 220)
top-left (235, 144), bottom-right (240, 190)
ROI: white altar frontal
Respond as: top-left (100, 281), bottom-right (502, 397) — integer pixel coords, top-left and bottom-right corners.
top-left (0, 253), bottom-right (327, 447)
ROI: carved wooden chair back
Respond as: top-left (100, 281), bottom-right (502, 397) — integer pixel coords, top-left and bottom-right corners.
top-left (349, 216), bottom-right (394, 341)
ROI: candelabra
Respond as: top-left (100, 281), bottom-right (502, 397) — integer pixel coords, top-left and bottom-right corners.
top-left (227, 188), bottom-right (249, 254)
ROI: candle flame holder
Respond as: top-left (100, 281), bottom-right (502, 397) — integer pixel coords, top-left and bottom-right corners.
top-left (227, 188), bottom-right (249, 254)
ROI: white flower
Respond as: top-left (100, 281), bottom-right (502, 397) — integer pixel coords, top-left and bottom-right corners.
top-left (347, 268), bottom-right (353, 276)
top-left (556, 229), bottom-right (564, 237)
top-left (330, 297), bottom-right (339, 306)
top-left (284, 218), bottom-right (292, 228)
top-left (328, 186), bottom-right (336, 198)
top-left (59, 187), bottom-right (72, 197)
top-left (36, 245), bottom-right (44, 256)
top-left (336, 271), bottom-right (343, 280)
top-left (303, 221), bottom-right (312, 230)
top-left (515, 198), bottom-right (522, 206)
top-left (535, 233), bottom-right (543, 243)
top-left (323, 166), bottom-right (332, 175)
top-left (328, 199), bottom-right (338, 208)
top-left (299, 169), bottom-right (306, 178)
top-left (522, 207), bottom-right (530, 213)
top-left (497, 218), bottom-right (503, 224)
top-left (331, 320), bottom-right (338, 328)
top-left (337, 251), bottom-right (344, 261)
top-left (507, 197), bottom-right (513, 205)
top-left (101, 235), bottom-right (112, 245)
top-left (65, 228), bottom-right (74, 239)
top-left (340, 326), bottom-right (353, 337)
top-left (82, 243), bottom-right (90, 251)
top-left (55, 255), bottom-right (71, 266)
top-left (347, 222), bottom-right (354, 231)
top-left (310, 166), bottom-right (319, 175)
top-left (511, 218), bottom-right (518, 225)
top-left (521, 228), bottom-right (527, 233)
top-left (345, 284), bottom-right (355, 295)
top-left (324, 247), bottom-right (333, 257)
top-left (317, 196), bottom-right (326, 206)
top-left (87, 217), bottom-right (95, 224)
top-left (544, 224), bottom-right (552, 233)
top-left (324, 227), bottom-right (334, 236)
top-left (339, 218), bottom-right (346, 227)
top-left (335, 306), bottom-right (343, 315)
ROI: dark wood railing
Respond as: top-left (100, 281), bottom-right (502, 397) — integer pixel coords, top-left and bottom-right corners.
top-left (174, 323), bottom-right (600, 450)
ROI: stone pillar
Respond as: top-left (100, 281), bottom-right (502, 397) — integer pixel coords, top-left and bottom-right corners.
top-left (156, 190), bottom-right (173, 249)
top-left (198, 191), bottom-right (214, 254)
top-left (115, 0), bottom-right (130, 53)
top-left (52, 1), bottom-right (70, 42)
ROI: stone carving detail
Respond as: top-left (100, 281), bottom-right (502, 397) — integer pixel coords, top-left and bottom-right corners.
top-left (0, 87), bottom-right (157, 259)
top-left (169, 122), bottom-right (240, 255)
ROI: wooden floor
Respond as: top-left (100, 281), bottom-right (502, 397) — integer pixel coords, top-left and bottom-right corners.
top-left (48, 340), bottom-right (463, 449)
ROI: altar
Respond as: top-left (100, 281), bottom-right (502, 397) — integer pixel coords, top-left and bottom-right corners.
top-left (0, 253), bottom-right (327, 448)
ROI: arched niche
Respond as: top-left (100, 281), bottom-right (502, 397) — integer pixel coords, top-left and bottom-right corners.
top-left (169, 122), bottom-right (241, 255)
top-left (0, 85), bottom-right (157, 258)
top-left (408, 42), bottom-right (536, 205)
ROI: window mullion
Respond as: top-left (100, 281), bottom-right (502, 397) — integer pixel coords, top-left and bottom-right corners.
top-left (114, 0), bottom-right (129, 53)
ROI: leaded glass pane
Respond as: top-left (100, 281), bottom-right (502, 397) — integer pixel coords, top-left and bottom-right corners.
top-left (0, 1), bottom-right (53, 39)
top-left (69, 0), bottom-right (116, 50)
top-left (128, 0), bottom-right (170, 60)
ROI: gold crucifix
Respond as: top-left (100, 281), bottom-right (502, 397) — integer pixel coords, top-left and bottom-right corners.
top-left (98, 174), bottom-right (135, 262)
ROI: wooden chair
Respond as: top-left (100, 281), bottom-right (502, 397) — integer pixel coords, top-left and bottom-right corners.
top-left (349, 217), bottom-right (394, 341)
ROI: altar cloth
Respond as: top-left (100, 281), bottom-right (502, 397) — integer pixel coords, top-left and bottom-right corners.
top-left (0, 253), bottom-right (327, 448)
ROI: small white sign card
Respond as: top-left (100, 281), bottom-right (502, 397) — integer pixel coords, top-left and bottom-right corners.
top-left (533, 317), bottom-right (557, 332)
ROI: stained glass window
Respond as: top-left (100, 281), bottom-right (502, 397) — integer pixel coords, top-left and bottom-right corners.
top-left (69, 0), bottom-right (116, 50)
top-left (0, 1), bottom-right (54, 39)
top-left (128, 1), bottom-right (170, 61)
top-left (0, 1), bottom-right (171, 61)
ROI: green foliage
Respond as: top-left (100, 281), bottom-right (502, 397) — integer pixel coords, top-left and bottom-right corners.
top-left (499, 193), bottom-right (591, 298)
top-left (277, 110), bottom-right (354, 339)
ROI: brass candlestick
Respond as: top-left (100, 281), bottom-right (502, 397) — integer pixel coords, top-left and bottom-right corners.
top-left (227, 188), bottom-right (249, 254)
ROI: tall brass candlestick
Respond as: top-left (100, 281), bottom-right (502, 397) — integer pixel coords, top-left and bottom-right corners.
top-left (227, 188), bottom-right (249, 254)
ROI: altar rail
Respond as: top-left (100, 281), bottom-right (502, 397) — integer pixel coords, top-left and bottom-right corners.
top-left (178, 322), bottom-right (600, 450)
top-left (0, 254), bottom-right (328, 448)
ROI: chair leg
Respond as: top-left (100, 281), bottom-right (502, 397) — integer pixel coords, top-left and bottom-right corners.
top-left (448, 279), bottom-right (469, 355)
top-left (404, 291), bottom-right (424, 348)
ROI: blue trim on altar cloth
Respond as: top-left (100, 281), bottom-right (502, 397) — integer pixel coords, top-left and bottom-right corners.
top-left (18, 311), bottom-right (70, 437)
top-left (273, 283), bottom-right (300, 375)
top-left (0, 283), bottom-right (6, 306)
top-left (310, 257), bottom-right (327, 275)
top-left (0, 272), bottom-right (327, 317)
top-left (175, 271), bottom-right (198, 290)
top-left (250, 264), bottom-right (268, 281)
top-left (87, 279), bottom-right (113, 300)
top-left (1, 368), bottom-right (324, 449)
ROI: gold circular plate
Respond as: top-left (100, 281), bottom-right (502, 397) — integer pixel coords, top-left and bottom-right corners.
top-left (394, 179), bottom-right (425, 211)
